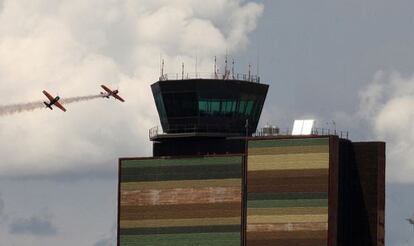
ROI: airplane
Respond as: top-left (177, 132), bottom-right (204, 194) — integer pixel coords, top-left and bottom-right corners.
top-left (42, 90), bottom-right (67, 112)
top-left (100, 85), bottom-right (125, 102)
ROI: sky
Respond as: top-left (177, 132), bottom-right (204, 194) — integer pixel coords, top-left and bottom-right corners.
top-left (0, 0), bottom-right (413, 245)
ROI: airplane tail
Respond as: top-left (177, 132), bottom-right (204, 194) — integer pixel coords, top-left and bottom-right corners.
top-left (43, 102), bottom-right (53, 110)
top-left (100, 92), bottom-right (110, 98)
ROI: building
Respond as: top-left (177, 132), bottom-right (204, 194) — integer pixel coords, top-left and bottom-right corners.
top-left (117, 75), bottom-right (385, 246)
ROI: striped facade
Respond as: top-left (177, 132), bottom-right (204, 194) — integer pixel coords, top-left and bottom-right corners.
top-left (118, 156), bottom-right (243, 246)
top-left (246, 137), bottom-right (332, 246)
top-left (117, 136), bottom-right (385, 245)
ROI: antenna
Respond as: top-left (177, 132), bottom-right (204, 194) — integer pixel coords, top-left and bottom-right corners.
top-left (182, 62), bottom-right (184, 80)
top-left (214, 56), bottom-right (217, 79)
top-left (257, 50), bottom-right (260, 77)
top-left (224, 53), bottom-right (228, 79)
top-left (232, 59), bottom-right (235, 79)
top-left (195, 56), bottom-right (198, 78)
top-left (248, 63), bottom-right (251, 81)
top-left (159, 54), bottom-right (162, 77)
top-left (160, 59), bottom-right (165, 80)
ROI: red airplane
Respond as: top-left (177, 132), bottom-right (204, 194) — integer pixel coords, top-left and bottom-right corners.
top-left (42, 90), bottom-right (67, 112)
top-left (100, 85), bottom-right (125, 102)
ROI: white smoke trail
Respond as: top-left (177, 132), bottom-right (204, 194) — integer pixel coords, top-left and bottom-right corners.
top-left (0, 101), bottom-right (44, 116)
top-left (60, 94), bottom-right (103, 104)
top-left (0, 94), bottom-right (104, 117)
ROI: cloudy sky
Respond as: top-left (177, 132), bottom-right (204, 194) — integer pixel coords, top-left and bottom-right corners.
top-left (0, 0), bottom-right (413, 245)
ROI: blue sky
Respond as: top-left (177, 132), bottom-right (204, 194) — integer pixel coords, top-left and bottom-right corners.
top-left (1, 0), bottom-right (414, 245)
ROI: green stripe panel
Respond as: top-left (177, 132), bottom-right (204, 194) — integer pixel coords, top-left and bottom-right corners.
top-left (248, 192), bottom-right (328, 201)
top-left (120, 225), bottom-right (240, 235)
top-left (121, 156), bottom-right (243, 169)
top-left (248, 138), bottom-right (329, 148)
top-left (122, 164), bottom-right (241, 175)
top-left (121, 164), bottom-right (242, 182)
top-left (120, 232), bottom-right (240, 246)
top-left (247, 199), bottom-right (328, 208)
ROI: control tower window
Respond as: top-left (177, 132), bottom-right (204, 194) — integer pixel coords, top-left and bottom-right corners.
top-left (163, 92), bottom-right (197, 117)
top-left (199, 98), bottom-right (238, 116)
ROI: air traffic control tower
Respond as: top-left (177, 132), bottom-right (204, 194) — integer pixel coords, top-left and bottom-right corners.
top-left (149, 76), bottom-right (268, 156)
top-left (118, 73), bottom-right (385, 246)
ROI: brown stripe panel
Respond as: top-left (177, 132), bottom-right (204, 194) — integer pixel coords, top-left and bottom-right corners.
top-left (120, 217), bottom-right (241, 228)
top-left (120, 225), bottom-right (240, 235)
top-left (121, 179), bottom-right (241, 191)
top-left (247, 207), bottom-right (328, 216)
top-left (247, 231), bottom-right (327, 240)
top-left (247, 222), bottom-right (328, 232)
top-left (248, 183), bottom-right (328, 193)
top-left (247, 238), bottom-right (327, 246)
top-left (248, 214), bottom-right (328, 224)
top-left (121, 203), bottom-right (241, 220)
top-left (247, 231), bottom-right (327, 246)
top-left (248, 169), bottom-right (328, 179)
top-left (121, 187), bottom-right (241, 206)
top-left (248, 170), bottom-right (328, 193)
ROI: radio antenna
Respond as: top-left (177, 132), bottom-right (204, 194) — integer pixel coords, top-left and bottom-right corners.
top-left (214, 56), bottom-right (217, 78)
top-left (232, 59), bottom-right (235, 79)
top-left (161, 59), bottom-right (165, 79)
top-left (195, 55), bottom-right (198, 78)
top-left (224, 53), bottom-right (228, 79)
top-left (248, 63), bottom-right (251, 81)
top-left (182, 62), bottom-right (184, 80)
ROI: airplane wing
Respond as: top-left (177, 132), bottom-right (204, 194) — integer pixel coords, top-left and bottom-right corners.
top-left (101, 85), bottom-right (112, 94)
top-left (42, 90), bottom-right (55, 101)
top-left (54, 101), bottom-right (67, 112)
top-left (112, 94), bottom-right (125, 102)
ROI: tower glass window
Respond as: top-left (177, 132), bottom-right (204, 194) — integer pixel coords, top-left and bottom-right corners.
top-left (151, 79), bottom-right (269, 135)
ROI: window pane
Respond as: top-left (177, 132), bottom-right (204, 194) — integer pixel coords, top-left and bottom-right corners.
top-left (239, 100), bottom-right (246, 114)
top-left (199, 100), bottom-right (208, 111)
top-left (211, 100), bottom-right (220, 113)
top-left (245, 100), bottom-right (254, 116)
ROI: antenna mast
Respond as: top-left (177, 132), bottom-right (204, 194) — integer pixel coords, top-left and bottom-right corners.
top-left (248, 63), bottom-right (251, 81)
top-left (257, 51), bottom-right (260, 77)
top-left (195, 56), bottom-right (198, 78)
top-left (232, 59), bottom-right (235, 79)
top-left (214, 56), bottom-right (217, 79)
top-left (182, 62), bottom-right (184, 80)
top-left (160, 59), bottom-right (165, 80)
top-left (224, 54), bottom-right (228, 79)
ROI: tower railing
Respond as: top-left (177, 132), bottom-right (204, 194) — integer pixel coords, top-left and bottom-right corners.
top-left (253, 127), bottom-right (349, 139)
top-left (150, 125), bottom-right (349, 140)
top-left (149, 124), bottom-right (253, 139)
top-left (159, 72), bottom-right (261, 83)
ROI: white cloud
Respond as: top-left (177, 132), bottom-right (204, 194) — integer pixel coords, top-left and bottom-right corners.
top-left (359, 71), bottom-right (414, 183)
top-left (0, 0), bottom-right (263, 177)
